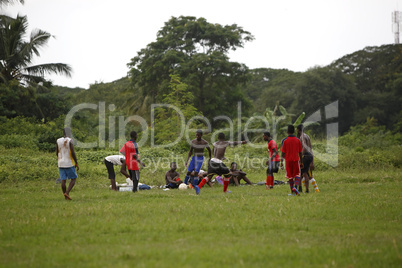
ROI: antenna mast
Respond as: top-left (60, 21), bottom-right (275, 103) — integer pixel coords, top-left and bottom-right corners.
top-left (392, 11), bottom-right (401, 44)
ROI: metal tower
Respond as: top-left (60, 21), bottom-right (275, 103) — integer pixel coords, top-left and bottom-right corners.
top-left (392, 11), bottom-right (401, 44)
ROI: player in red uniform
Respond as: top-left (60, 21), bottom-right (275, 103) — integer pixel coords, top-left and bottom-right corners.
top-left (120, 131), bottom-right (145, 193)
top-left (280, 125), bottom-right (303, 196)
top-left (263, 131), bottom-right (280, 189)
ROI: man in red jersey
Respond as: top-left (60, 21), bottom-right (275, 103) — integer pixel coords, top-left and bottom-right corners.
top-left (280, 125), bottom-right (303, 196)
top-left (263, 131), bottom-right (280, 190)
top-left (120, 131), bottom-right (145, 193)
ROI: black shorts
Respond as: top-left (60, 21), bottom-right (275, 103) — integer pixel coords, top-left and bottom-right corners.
top-left (207, 160), bottom-right (230, 177)
top-left (301, 153), bottom-right (313, 175)
top-left (129, 170), bottom-right (140, 181)
top-left (104, 159), bottom-right (116, 179)
top-left (267, 161), bottom-right (280, 174)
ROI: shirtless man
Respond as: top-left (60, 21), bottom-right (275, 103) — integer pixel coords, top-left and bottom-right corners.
top-left (229, 162), bottom-right (253, 186)
top-left (198, 132), bottom-right (247, 192)
top-left (165, 162), bottom-right (183, 189)
top-left (296, 124), bottom-right (319, 193)
top-left (184, 130), bottom-right (212, 195)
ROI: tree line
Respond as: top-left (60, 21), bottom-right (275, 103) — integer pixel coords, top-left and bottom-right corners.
top-left (0, 9), bottom-right (401, 145)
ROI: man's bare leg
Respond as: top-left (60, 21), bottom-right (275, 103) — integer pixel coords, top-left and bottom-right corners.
top-left (242, 175), bottom-right (252, 185)
top-left (232, 176), bottom-right (240, 186)
top-left (302, 173), bottom-right (309, 193)
top-left (110, 179), bottom-right (117, 191)
top-left (61, 180), bottom-right (69, 199)
top-left (64, 179), bottom-right (76, 200)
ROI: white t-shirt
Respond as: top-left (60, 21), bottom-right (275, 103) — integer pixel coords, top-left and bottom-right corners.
top-left (57, 137), bottom-right (74, 168)
top-left (105, 155), bottom-right (125, 166)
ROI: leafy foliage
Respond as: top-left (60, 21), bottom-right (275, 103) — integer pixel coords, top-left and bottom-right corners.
top-left (0, 116), bottom-right (65, 151)
top-left (128, 16), bottom-right (254, 121)
top-left (0, 14), bottom-right (72, 85)
top-left (292, 66), bottom-right (358, 134)
top-left (329, 44), bottom-right (402, 128)
top-left (153, 74), bottom-right (202, 150)
top-left (246, 68), bottom-right (302, 113)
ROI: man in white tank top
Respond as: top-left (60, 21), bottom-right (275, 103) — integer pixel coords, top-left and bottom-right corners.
top-left (56, 128), bottom-right (79, 200)
top-left (104, 155), bottom-right (129, 191)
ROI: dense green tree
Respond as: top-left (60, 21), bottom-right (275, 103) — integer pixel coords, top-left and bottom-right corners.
top-left (0, 14), bottom-right (73, 120)
top-left (0, 79), bottom-right (72, 120)
top-left (329, 44), bottom-right (402, 128)
top-left (246, 68), bottom-right (302, 114)
top-left (128, 16), bottom-right (254, 121)
top-left (292, 66), bottom-right (358, 134)
top-left (153, 74), bottom-right (201, 148)
top-left (0, 14), bottom-right (72, 85)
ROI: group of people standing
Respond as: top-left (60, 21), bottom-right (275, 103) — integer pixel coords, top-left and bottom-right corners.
top-left (56, 125), bottom-right (319, 200)
top-left (263, 124), bottom-right (320, 195)
top-left (166, 124), bottom-right (319, 196)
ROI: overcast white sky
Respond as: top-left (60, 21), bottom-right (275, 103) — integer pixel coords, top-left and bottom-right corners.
top-left (3, 0), bottom-right (402, 88)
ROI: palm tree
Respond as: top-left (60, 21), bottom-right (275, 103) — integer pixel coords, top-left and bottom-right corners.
top-left (0, 14), bottom-right (72, 85)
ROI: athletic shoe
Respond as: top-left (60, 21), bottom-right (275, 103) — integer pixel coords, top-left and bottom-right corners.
top-left (292, 187), bottom-right (300, 196)
top-left (195, 185), bottom-right (200, 195)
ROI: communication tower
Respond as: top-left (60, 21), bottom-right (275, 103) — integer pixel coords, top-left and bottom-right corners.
top-left (392, 11), bottom-right (402, 44)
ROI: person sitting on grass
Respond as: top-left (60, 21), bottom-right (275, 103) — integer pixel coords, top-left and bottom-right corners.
top-left (229, 162), bottom-right (253, 186)
top-left (165, 162), bottom-right (183, 189)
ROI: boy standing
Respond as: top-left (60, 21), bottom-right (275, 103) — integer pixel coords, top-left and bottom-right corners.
top-left (56, 127), bottom-right (79, 200)
top-left (296, 124), bottom-right (319, 193)
top-left (120, 131), bottom-right (145, 193)
top-left (280, 125), bottom-right (303, 196)
top-left (263, 131), bottom-right (280, 190)
top-left (185, 130), bottom-right (211, 195)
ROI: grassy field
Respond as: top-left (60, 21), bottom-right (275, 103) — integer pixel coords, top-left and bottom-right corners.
top-left (1, 166), bottom-right (401, 267)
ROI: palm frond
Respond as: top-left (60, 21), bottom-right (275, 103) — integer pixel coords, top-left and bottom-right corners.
top-left (24, 63), bottom-right (72, 78)
top-left (29, 28), bottom-right (52, 57)
top-left (0, 0), bottom-right (24, 7)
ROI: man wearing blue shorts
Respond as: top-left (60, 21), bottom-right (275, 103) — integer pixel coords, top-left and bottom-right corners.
top-left (56, 128), bottom-right (79, 200)
top-left (185, 130), bottom-right (211, 195)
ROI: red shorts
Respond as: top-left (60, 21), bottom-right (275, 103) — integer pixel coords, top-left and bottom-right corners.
top-left (285, 161), bottom-right (300, 179)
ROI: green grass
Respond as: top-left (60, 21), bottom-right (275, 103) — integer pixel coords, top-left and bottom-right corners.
top-left (1, 169), bottom-right (401, 268)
